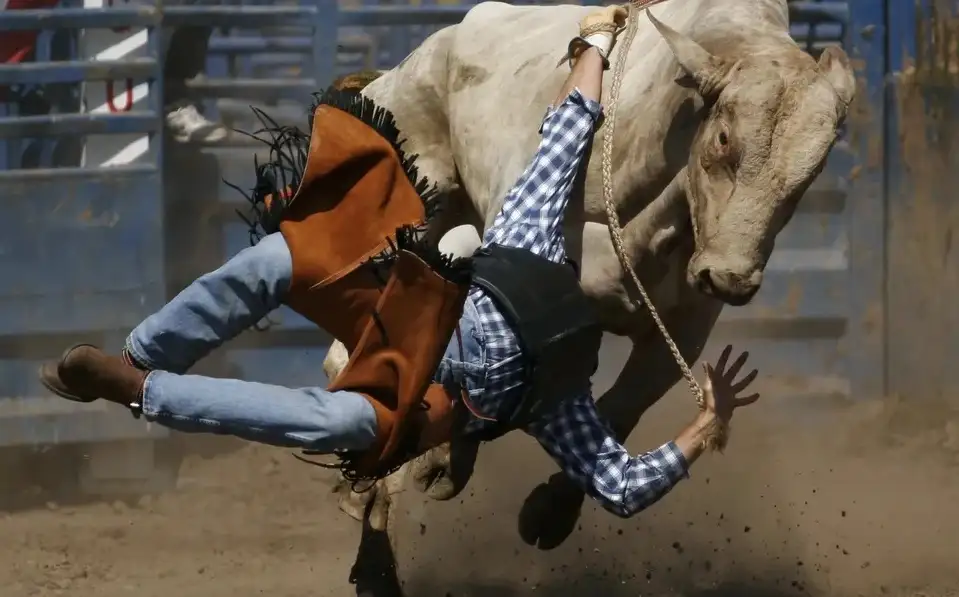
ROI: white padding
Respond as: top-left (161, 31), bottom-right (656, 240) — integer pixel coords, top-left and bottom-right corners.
top-left (439, 224), bottom-right (482, 258)
top-left (583, 32), bottom-right (613, 57)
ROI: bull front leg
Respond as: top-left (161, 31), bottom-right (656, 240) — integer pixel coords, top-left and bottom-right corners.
top-left (516, 289), bottom-right (723, 550)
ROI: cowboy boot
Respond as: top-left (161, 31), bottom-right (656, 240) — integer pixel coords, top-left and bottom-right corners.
top-left (39, 344), bottom-right (147, 406)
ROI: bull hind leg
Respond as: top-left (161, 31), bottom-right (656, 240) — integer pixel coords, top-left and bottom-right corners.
top-left (323, 287), bottom-right (464, 525)
top-left (319, 69), bottom-right (422, 528)
top-left (321, 340), bottom-right (390, 525)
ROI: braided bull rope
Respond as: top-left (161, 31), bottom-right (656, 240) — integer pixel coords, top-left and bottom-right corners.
top-left (600, 0), bottom-right (706, 408)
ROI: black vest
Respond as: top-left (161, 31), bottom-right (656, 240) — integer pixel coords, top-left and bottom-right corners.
top-left (468, 243), bottom-right (603, 439)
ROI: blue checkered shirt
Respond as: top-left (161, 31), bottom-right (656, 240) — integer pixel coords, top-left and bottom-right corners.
top-left (459, 89), bottom-right (689, 518)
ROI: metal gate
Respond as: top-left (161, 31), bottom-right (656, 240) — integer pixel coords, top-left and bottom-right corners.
top-left (0, 2), bottom-right (167, 445)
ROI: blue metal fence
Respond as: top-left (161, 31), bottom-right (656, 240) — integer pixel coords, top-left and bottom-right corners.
top-left (0, 3), bottom-right (166, 445)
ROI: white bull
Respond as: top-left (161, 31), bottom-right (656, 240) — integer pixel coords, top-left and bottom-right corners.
top-left (324, 0), bottom-right (855, 563)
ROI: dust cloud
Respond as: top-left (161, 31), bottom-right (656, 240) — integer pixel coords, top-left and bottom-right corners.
top-left (393, 336), bottom-right (959, 597)
top-left (395, 389), bottom-right (959, 597)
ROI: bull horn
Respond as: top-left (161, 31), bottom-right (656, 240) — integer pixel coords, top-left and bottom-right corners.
top-left (646, 10), bottom-right (730, 99)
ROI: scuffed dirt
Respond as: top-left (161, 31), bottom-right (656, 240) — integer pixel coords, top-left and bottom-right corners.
top-left (392, 340), bottom-right (959, 597)
top-left (3, 354), bottom-right (959, 597)
top-left (0, 440), bottom-right (363, 597)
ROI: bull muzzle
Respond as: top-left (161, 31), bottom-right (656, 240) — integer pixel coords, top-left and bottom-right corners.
top-left (687, 253), bottom-right (764, 306)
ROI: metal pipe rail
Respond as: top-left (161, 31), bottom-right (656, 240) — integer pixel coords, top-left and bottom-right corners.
top-left (0, 58), bottom-right (157, 85)
top-left (0, 7), bottom-right (159, 30)
top-left (0, 112), bottom-right (157, 138)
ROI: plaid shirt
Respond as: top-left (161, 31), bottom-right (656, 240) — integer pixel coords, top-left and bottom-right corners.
top-left (461, 89), bottom-right (689, 518)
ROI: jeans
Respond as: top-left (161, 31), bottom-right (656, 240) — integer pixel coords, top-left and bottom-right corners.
top-left (125, 233), bottom-right (379, 453)
top-left (433, 295), bottom-right (488, 409)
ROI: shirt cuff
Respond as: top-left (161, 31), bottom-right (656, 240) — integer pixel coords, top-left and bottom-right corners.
top-left (539, 87), bottom-right (604, 132)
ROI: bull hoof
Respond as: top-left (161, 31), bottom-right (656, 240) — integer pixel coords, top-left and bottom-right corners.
top-left (517, 472), bottom-right (585, 550)
top-left (409, 439), bottom-right (479, 501)
top-left (334, 477), bottom-right (376, 524)
top-left (411, 467), bottom-right (457, 501)
top-left (338, 491), bottom-right (371, 523)
top-left (409, 450), bottom-right (457, 500)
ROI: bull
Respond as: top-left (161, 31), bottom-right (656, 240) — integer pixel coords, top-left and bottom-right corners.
top-left (323, 0), bottom-right (854, 572)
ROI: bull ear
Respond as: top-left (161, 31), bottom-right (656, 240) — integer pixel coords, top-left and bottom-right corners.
top-left (817, 45), bottom-right (856, 108)
top-left (646, 9), bottom-right (732, 99)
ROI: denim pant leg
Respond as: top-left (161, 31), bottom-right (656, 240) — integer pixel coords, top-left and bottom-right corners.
top-left (125, 232), bottom-right (291, 374)
top-left (128, 231), bottom-right (378, 452)
top-left (140, 372), bottom-right (378, 452)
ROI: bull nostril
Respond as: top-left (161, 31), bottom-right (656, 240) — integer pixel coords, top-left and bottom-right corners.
top-left (695, 268), bottom-right (715, 293)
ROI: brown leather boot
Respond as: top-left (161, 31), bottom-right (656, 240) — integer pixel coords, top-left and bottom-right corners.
top-left (39, 344), bottom-right (147, 406)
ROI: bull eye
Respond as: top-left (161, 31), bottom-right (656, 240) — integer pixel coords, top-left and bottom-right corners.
top-left (718, 131), bottom-right (728, 146)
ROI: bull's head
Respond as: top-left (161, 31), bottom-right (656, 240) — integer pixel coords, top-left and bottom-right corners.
top-left (648, 12), bottom-right (855, 306)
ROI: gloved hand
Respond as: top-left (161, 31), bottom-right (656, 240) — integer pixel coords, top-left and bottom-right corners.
top-left (572, 5), bottom-right (629, 63)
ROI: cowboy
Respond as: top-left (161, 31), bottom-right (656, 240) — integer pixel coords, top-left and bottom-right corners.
top-left (39, 5), bottom-right (760, 518)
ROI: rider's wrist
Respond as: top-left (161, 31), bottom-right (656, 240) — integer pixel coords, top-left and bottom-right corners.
top-left (696, 411), bottom-right (729, 452)
top-left (568, 37), bottom-right (611, 70)
top-left (694, 409), bottom-right (717, 429)
top-left (582, 31), bottom-right (613, 58)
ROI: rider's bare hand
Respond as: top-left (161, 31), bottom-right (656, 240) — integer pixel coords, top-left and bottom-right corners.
top-left (701, 344), bottom-right (760, 424)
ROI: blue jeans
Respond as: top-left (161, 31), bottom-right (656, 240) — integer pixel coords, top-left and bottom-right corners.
top-left (124, 233), bottom-right (379, 453)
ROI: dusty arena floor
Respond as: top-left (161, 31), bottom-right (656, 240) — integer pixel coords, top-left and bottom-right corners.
top-left (3, 373), bottom-right (959, 597)
top-left (1, 438), bottom-right (363, 597)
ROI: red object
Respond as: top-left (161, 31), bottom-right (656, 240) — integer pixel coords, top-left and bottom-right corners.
top-left (0, 0), bottom-right (61, 66)
top-left (105, 78), bottom-right (134, 112)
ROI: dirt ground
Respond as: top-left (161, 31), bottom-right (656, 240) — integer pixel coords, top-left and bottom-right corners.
top-left (3, 352), bottom-right (959, 597)
top-left (386, 335), bottom-right (959, 597)
top-left (393, 386), bottom-right (959, 597)
top-left (0, 438), bottom-right (365, 597)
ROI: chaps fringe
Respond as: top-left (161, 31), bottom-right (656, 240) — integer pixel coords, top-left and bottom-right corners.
top-left (227, 87), bottom-right (443, 246)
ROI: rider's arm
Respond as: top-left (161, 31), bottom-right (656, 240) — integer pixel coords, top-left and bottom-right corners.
top-left (481, 88), bottom-right (601, 254)
top-left (525, 392), bottom-right (718, 518)
top-left (555, 46), bottom-right (605, 105)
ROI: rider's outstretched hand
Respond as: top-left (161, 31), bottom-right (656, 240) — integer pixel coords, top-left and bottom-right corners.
top-left (701, 344), bottom-right (760, 424)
